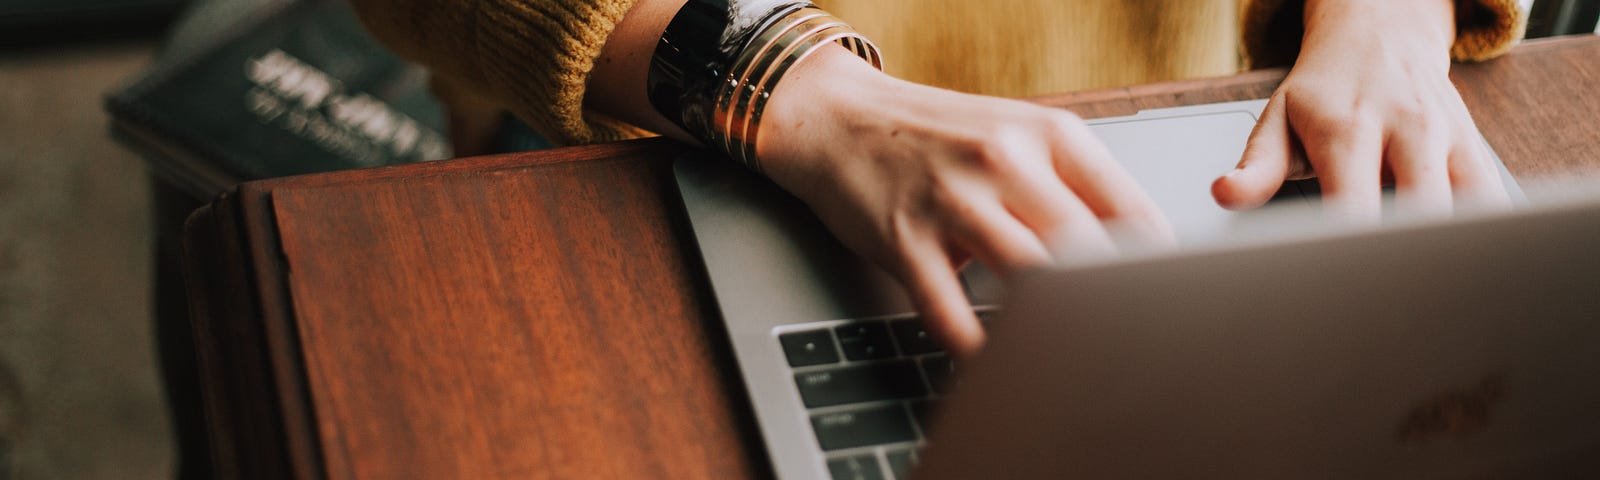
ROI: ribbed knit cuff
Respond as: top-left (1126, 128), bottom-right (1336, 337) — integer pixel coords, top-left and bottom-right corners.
top-left (474, 0), bottom-right (650, 145)
top-left (1450, 0), bottom-right (1527, 61)
top-left (1242, 0), bottom-right (1528, 69)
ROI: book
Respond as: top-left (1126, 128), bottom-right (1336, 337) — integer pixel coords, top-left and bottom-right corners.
top-left (106, 0), bottom-right (451, 199)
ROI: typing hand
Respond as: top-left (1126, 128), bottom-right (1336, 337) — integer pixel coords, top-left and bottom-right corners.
top-left (757, 46), bottom-right (1172, 356)
top-left (1212, 0), bottom-right (1510, 221)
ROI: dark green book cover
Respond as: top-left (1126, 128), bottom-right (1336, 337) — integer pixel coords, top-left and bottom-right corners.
top-left (106, 0), bottom-right (451, 198)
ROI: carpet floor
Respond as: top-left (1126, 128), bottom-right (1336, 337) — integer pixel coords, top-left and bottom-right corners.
top-left (0, 40), bottom-right (173, 480)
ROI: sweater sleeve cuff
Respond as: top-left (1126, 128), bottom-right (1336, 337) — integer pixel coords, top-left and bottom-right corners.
top-left (1241, 0), bottom-right (1528, 69)
top-left (474, 0), bottom-right (651, 145)
top-left (1450, 0), bottom-right (1528, 62)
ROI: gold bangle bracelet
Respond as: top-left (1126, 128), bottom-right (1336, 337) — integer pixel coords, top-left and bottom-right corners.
top-left (710, 6), bottom-right (882, 173)
top-left (714, 10), bottom-right (834, 160)
top-left (727, 18), bottom-right (847, 165)
top-left (736, 26), bottom-right (871, 168)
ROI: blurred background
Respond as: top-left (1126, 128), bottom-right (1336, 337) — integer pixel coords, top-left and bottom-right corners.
top-left (0, 0), bottom-right (1594, 478)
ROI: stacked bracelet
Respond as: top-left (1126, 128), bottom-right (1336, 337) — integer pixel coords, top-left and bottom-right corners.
top-left (648, 1), bottom-right (882, 173)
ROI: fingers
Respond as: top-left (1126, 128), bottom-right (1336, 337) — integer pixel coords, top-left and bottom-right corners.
top-left (1447, 128), bottom-right (1512, 211)
top-left (896, 238), bottom-right (986, 356)
top-left (1349, 109), bottom-right (1509, 219)
top-left (945, 198), bottom-right (1055, 274)
top-left (997, 171), bottom-right (1122, 263)
top-left (992, 112), bottom-right (1171, 251)
top-left (960, 117), bottom-right (1146, 269)
top-left (1255, 78), bottom-right (1510, 221)
top-left (1300, 111), bottom-right (1386, 223)
top-left (1038, 115), bottom-right (1173, 247)
top-left (1214, 93), bottom-right (1300, 211)
top-left (1387, 129), bottom-right (1454, 218)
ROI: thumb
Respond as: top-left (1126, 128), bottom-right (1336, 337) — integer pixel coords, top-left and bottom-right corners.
top-left (1213, 94), bottom-right (1297, 210)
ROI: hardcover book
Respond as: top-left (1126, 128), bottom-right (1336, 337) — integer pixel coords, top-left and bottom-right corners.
top-left (106, 0), bottom-right (451, 198)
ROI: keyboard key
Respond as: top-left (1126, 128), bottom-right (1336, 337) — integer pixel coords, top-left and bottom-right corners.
top-left (920, 354), bottom-right (956, 394)
top-left (779, 329), bottom-right (841, 367)
top-left (795, 360), bottom-right (928, 408)
top-left (885, 449), bottom-right (919, 479)
top-left (828, 454), bottom-right (885, 480)
top-left (908, 399), bottom-right (938, 430)
top-left (812, 405), bottom-right (917, 451)
top-left (889, 318), bottom-right (941, 355)
top-left (835, 321), bottom-right (896, 361)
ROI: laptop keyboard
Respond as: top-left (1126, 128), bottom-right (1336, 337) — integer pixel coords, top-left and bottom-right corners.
top-left (777, 312), bottom-right (988, 480)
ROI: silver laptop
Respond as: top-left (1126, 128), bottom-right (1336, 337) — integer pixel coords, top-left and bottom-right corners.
top-left (672, 100), bottom-right (1571, 480)
top-left (914, 192), bottom-right (1600, 479)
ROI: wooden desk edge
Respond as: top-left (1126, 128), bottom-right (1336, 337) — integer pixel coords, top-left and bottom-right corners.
top-left (184, 191), bottom-right (319, 479)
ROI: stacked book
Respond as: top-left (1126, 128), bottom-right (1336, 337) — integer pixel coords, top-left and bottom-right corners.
top-left (106, 0), bottom-right (452, 199)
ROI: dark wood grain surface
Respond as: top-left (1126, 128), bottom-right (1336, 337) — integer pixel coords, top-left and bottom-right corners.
top-left (1450, 36), bottom-right (1600, 179)
top-left (184, 35), bottom-right (1600, 480)
top-left (270, 156), bottom-right (761, 479)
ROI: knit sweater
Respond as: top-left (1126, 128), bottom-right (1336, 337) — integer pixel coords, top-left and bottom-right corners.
top-left (349, 0), bottom-right (1526, 146)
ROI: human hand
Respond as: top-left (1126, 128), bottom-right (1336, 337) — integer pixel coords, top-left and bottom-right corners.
top-left (757, 46), bottom-right (1172, 356)
top-left (1212, 0), bottom-right (1510, 221)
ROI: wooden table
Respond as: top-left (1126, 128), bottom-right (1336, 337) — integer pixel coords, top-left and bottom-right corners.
top-left (183, 35), bottom-right (1600, 479)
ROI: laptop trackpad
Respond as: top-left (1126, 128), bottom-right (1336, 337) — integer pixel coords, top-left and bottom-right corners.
top-left (963, 108), bottom-right (1265, 305)
top-left (1090, 110), bottom-right (1263, 241)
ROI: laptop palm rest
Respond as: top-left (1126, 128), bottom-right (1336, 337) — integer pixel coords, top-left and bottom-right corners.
top-left (675, 158), bottom-right (915, 324)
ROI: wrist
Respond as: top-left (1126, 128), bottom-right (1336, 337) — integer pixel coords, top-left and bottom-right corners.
top-left (647, 2), bottom-right (882, 171)
top-left (1302, 0), bottom-right (1456, 59)
top-left (757, 44), bottom-right (898, 193)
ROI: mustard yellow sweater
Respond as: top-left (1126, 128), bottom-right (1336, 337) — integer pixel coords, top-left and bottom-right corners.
top-left (350, 0), bottom-right (1525, 146)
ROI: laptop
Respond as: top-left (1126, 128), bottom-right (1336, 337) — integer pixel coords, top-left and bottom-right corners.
top-left (671, 99), bottom-right (1584, 479)
top-left (914, 191), bottom-right (1600, 479)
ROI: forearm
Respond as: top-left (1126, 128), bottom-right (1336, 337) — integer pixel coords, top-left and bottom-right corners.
top-left (586, 0), bottom-right (693, 142)
top-left (591, 0), bottom-right (885, 161)
top-left (1242, 0), bottom-right (1526, 68)
top-left (350, 0), bottom-right (646, 145)
top-left (1300, 0), bottom-right (1456, 71)
top-left (1303, 0), bottom-right (1455, 55)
